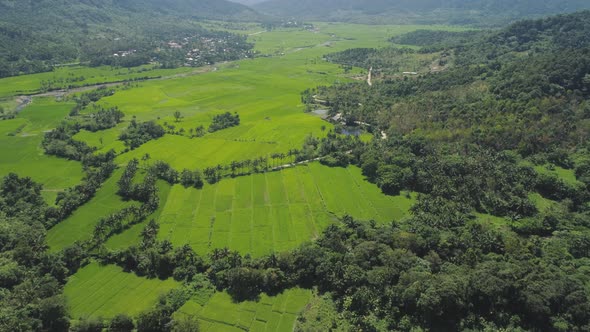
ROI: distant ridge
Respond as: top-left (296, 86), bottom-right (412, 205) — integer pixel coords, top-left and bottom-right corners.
top-left (254, 0), bottom-right (590, 25)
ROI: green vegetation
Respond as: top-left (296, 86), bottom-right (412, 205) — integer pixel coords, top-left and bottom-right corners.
top-left (294, 292), bottom-right (351, 332)
top-left (208, 112), bottom-right (240, 133)
top-left (0, 98), bottom-right (84, 191)
top-left (255, 0), bottom-right (590, 25)
top-left (154, 163), bottom-right (414, 256)
top-left (0, 0), bottom-right (258, 78)
top-left (119, 120), bottom-right (166, 149)
top-left (0, 65), bottom-right (192, 98)
top-left (46, 169), bottom-right (136, 252)
top-left (1, 6), bottom-right (590, 332)
top-left (176, 289), bottom-right (311, 331)
top-left (65, 262), bottom-right (180, 319)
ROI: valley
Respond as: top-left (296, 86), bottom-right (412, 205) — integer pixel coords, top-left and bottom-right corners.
top-left (0, 22), bottom-right (439, 331)
top-left (1, 4), bottom-right (589, 331)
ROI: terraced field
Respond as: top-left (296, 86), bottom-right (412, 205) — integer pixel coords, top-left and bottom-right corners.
top-left (65, 262), bottom-right (180, 319)
top-left (175, 289), bottom-right (311, 332)
top-left (155, 163), bottom-right (415, 256)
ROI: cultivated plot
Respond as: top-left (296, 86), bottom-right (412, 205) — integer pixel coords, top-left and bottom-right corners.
top-left (105, 180), bottom-right (173, 250)
top-left (0, 65), bottom-right (192, 98)
top-left (65, 262), bottom-right (180, 319)
top-left (0, 98), bottom-right (84, 194)
top-left (175, 288), bottom-right (311, 332)
top-left (46, 169), bottom-right (137, 251)
top-left (153, 163), bottom-right (415, 256)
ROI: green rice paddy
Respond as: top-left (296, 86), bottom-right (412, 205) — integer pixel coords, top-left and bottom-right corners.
top-left (0, 98), bottom-right (84, 194)
top-left (0, 65), bottom-right (192, 98)
top-left (175, 288), bottom-right (311, 332)
top-left (46, 169), bottom-right (137, 252)
top-left (65, 262), bottom-right (180, 319)
top-left (154, 163), bottom-right (414, 256)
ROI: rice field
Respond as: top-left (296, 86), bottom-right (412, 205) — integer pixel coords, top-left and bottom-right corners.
top-left (0, 98), bottom-right (84, 193)
top-left (65, 262), bottom-right (180, 319)
top-left (46, 169), bottom-right (137, 251)
top-left (155, 163), bottom-right (415, 256)
top-left (105, 180), bottom-right (173, 250)
top-left (0, 24), bottom-right (443, 330)
top-left (0, 65), bottom-right (192, 98)
top-left (175, 288), bottom-right (311, 332)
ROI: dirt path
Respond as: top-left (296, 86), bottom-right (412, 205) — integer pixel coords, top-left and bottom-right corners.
top-left (367, 67), bottom-right (373, 86)
top-left (353, 121), bottom-right (387, 140)
top-left (13, 96), bottom-right (32, 114)
top-left (271, 156), bottom-right (326, 171)
top-left (271, 149), bottom-right (357, 171)
top-left (33, 82), bottom-right (124, 98)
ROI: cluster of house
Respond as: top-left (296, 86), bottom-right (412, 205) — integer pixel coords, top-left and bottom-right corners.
top-left (165, 36), bottom-right (252, 66)
top-left (112, 50), bottom-right (137, 57)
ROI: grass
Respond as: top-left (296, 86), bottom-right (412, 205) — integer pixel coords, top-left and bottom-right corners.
top-left (529, 192), bottom-right (560, 213)
top-left (150, 163), bottom-right (415, 256)
top-left (533, 164), bottom-right (582, 186)
top-left (475, 213), bottom-right (509, 229)
top-left (294, 291), bottom-right (351, 332)
top-left (520, 160), bottom-right (582, 187)
top-left (0, 98), bottom-right (84, 193)
top-left (117, 135), bottom-right (291, 171)
top-left (73, 124), bottom-right (127, 154)
top-left (65, 262), bottom-right (180, 319)
top-left (175, 288), bottom-right (311, 332)
top-left (0, 97), bottom-right (18, 112)
top-left (46, 168), bottom-right (137, 252)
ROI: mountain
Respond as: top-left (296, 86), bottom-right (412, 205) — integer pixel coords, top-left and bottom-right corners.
top-left (228, 0), bottom-right (267, 6)
top-left (254, 0), bottom-right (590, 25)
top-left (0, 0), bottom-right (260, 23)
top-left (0, 0), bottom-right (261, 77)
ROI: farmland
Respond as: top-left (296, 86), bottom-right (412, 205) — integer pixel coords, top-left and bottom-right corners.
top-left (0, 65), bottom-right (193, 98)
top-left (46, 169), bottom-right (137, 251)
top-left (0, 22), bottom-right (460, 331)
top-left (175, 289), bottom-right (311, 332)
top-left (65, 262), bottom-right (180, 319)
top-left (0, 97), bottom-right (84, 200)
top-left (155, 163), bottom-right (415, 256)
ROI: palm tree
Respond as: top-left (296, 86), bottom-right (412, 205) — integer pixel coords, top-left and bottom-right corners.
top-left (245, 161), bottom-right (251, 175)
top-left (173, 111), bottom-right (182, 122)
top-left (230, 161), bottom-right (238, 177)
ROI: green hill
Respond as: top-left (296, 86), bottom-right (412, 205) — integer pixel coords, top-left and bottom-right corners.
top-left (254, 0), bottom-right (590, 25)
top-left (0, 0), bottom-right (261, 77)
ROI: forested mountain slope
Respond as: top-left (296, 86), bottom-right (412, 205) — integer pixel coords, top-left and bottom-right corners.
top-left (255, 0), bottom-right (590, 25)
top-left (292, 11), bottom-right (590, 330)
top-left (0, 0), bottom-right (261, 77)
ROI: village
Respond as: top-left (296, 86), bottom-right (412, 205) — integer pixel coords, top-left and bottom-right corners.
top-left (164, 34), bottom-right (254, 67)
